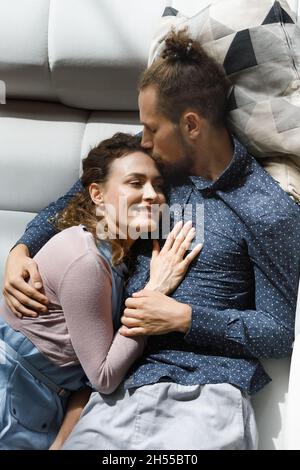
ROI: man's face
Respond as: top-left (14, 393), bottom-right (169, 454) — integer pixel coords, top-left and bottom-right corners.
top-left (138, 86), bottom-right (194, 177)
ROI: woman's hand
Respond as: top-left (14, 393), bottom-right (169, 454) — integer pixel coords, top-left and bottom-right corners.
top-left (146, 221), bottom-right (202, 295)
top-left (2, 244), bottom-right (48, 318)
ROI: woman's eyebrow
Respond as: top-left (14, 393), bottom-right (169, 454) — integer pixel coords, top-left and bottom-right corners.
top-left (125, 173), bottom-right (163, 180)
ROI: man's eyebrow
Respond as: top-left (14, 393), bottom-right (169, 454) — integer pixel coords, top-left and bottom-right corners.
top-left (141, 122), bottom-right (152, 130)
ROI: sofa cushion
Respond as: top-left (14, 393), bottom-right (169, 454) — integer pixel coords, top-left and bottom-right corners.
top-left (0, 101), bottom-right (141, 213)
top-left (149, 0), bottom-right (300, 204)
top-left (0, 0), bottom-right (169, 110)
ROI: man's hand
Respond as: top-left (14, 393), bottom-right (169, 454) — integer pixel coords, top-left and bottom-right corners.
top-left (2, 244), bottom-right (48, 318)
top-left (120, 289), bottom-right (192, 337)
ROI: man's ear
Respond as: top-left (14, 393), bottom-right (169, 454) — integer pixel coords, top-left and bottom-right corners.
top-left (89, 183), bottom-right (104, 206)
top-left (181, 112), bottom-right (202, 140)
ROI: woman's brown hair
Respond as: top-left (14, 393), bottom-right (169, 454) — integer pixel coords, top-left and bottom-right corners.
top-left (55, 132), bottom-right (150, 265)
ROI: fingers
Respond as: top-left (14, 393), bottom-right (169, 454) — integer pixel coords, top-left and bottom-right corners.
top-left (151, 240), bottom-right (160, 260)
top-left (125, 297), bottom-right (141, 308)
top-left (119, 325), bottom-right (144, 337)
top-left (3, 275), bottom-right (49, 318)
top-left (131, 290), bottom-right (147, 298)
top-left (3, 292), bottom-right (40, 318)
top-left (5, 277), bottom-right (48, 305)
top-left (7, 286), bottom-right (48, 313)
top-left (27, 261), bottom-right (43, 290)
top-left (121, 315), bottom-right (140, 328)
top-left (177, 227), bottom-right (196, 259)
top-left (160, 221), bottom-right (183, 253)
top-left (183, 243), bottom-right (203, 267)
top-left (2, 295), bottom-right (23, 319)
top-left (121, 309), bottom-right (143, 328)
top-left (123, 306), bottom-right (141, 317)
top-left (171, 220), bottom-right (193, 253)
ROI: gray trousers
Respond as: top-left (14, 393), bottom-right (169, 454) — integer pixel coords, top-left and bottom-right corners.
top-left (63, 382), bottom-right (258, 450)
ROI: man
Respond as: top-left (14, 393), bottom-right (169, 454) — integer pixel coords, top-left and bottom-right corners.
top-left (3, 30), bottom-right (300, 450)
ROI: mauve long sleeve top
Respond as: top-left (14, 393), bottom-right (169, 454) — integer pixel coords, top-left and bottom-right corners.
top-left (1, 226), bottom-right (145, 394)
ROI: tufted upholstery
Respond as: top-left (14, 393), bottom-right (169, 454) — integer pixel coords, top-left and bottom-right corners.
top-left (0, 0), bottom-right (299, 450)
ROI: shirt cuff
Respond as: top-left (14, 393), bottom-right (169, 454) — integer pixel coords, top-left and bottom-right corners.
top-left (184, 306), bottom-right (247, 347)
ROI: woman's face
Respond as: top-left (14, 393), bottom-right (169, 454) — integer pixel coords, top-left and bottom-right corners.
top-left (90, 151), bottom-right (166, 242)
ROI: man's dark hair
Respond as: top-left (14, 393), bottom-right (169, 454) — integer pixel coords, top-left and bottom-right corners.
top-left (139, 29), bottom-right (231, 127)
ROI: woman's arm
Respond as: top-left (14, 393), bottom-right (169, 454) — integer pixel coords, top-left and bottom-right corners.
top-left (49, 388), bottom-right (92, 450)
top-left (3, 180), bottom-right (83, 317)
top-left (56, 248), bottom-right (146, 395)
top-left (55, 224), bottom-right (200, 395)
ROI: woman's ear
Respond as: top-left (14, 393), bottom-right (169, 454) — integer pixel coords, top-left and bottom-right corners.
top-left (89, 183), bottom-right (104, 206)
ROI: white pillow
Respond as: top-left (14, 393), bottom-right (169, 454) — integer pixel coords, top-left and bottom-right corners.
top-left (149, 0), bottom-right (300, 204)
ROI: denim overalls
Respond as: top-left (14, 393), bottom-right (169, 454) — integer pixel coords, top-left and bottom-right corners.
top-left (0, 240), bottom-right (127, 450)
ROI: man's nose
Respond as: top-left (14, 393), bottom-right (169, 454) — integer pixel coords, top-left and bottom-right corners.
top-left (141, 130), bottom-right (153, 149)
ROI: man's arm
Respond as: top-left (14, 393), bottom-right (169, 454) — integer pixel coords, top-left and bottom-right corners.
top-left (16, 179), bottom-right (83, 257)
top-left (121, 213), bottom-right (300, 360)
top-left (121, 276), bottom-right (296, 359)
top-left (3, 180), bottom-right (83, 317)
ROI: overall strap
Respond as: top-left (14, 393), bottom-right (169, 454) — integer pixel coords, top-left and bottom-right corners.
top-left (96, 241), bottom-right (128, 331)
top-left (0, 338), bottom-right (69, 398)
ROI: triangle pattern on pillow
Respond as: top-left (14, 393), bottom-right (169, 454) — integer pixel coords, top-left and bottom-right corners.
top-left (280, 8), bottom-right (295, 24)
top-left (227, 89), bottom-right (238, 112)
top-left (209, 17), bottom-right (236, 41)
top-left (272, 98), bottom-right (300, 133)
top-left (262, 2), bottom-right (294, 25)
top-left (223, 30), bottom-right (257, 75)
top-left (262, 4), bottom-right (278, 24)
top-left (162, 7), bottom-right (179, 18)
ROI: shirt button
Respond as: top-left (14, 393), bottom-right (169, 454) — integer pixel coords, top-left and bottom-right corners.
top-left (41, 423), bottom-right (47, 430)
top-left (204, 188), bottom-right (214, 197)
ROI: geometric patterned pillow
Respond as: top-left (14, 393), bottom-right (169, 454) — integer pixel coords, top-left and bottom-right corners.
top-left (149, 0), bottom-right (300, 204)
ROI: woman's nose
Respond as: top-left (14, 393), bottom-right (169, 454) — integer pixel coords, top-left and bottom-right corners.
top-left (143, 183), bottom-right (158, 201)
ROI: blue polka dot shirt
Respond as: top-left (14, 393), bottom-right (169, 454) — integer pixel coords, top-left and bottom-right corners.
top-left (17, 139), bottom-right (300, 394)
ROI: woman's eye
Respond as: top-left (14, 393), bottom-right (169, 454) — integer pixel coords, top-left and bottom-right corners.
top-left (130, 181), bottom-right (142, 187)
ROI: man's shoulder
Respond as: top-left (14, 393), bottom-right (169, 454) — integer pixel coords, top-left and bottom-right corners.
top-left (229, 154), bottom-right (299, 222)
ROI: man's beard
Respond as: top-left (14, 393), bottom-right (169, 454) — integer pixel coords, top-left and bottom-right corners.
top-left (154, 141), bottom-right (195, 182)
top-left (162, 156), bottom-right (194, 183)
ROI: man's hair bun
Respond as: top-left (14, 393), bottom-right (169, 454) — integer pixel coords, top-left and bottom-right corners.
top-left (162, 29), bottom-right (203, 63)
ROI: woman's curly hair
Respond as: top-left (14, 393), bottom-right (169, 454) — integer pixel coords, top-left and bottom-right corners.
top-left (55, 132), bottom-right (150, 265)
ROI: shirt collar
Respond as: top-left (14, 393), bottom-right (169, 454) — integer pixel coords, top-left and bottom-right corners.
top-left (190, 137), bottom-right (252, 193)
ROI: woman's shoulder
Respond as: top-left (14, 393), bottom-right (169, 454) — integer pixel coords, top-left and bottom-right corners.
top-left (35, 225), bottom-right (108, 273)
top-left (52, 224), bottom-right (92, 246)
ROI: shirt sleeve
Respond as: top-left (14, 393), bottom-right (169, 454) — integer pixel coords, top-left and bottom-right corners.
top-left (57, 252), bottom-right (146, 394)
top-left (15, 180), bottom-right (83, 257)
top-left (184, 211), bottom-right (300, 359)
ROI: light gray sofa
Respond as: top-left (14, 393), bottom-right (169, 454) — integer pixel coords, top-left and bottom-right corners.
top-left (0, 0), bottom-right (299, 450)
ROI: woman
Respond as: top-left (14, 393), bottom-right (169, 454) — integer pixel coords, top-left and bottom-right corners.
top-left (0, 132), bottom-right (201, 450)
